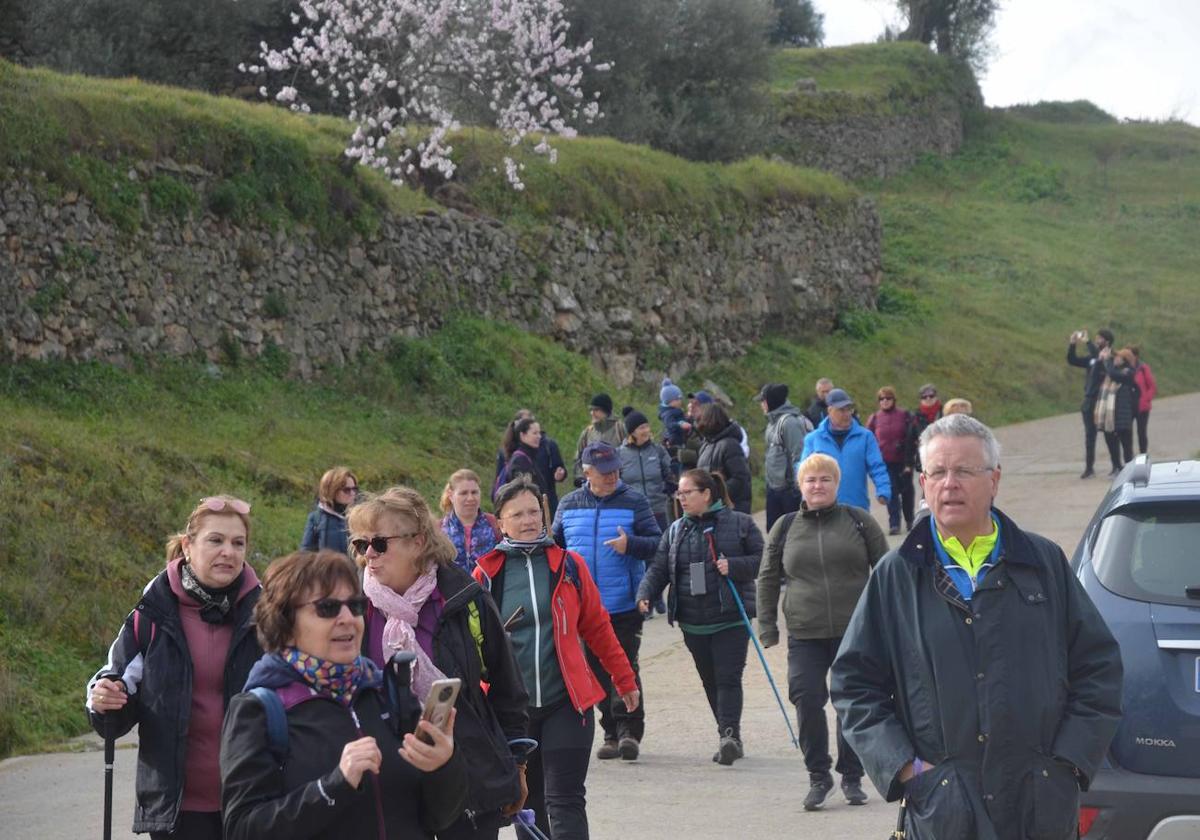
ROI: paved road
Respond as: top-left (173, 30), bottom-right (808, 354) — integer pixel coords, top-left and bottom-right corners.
top-left (2, 396), bottom-right (1197, 839)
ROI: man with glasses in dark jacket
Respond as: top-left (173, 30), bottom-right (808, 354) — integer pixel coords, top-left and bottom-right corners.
top-left (831, 415), bottom-right (1122, 840)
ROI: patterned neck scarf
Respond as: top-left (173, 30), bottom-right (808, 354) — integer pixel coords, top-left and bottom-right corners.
top-left (282, 647), bottom-right (364, 707)
top-left (442, 511), bottom-right (501, 573)
top-left (497, 530), bottom-right (553, 554)
top-left (179, 562), bottom-right (243, 625)
top-left (361, 565), bottom-right (446, 701)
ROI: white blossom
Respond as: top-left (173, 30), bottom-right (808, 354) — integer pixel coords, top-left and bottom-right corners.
top-left (242, 0), bottom-right (602, 189)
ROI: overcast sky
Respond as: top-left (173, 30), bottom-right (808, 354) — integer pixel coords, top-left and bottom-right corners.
top-left (814, 0), bottom-right (1200, 125)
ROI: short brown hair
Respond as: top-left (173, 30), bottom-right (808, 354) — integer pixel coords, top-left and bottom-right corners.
top-left (346, 486), bottom-right (457, 571)
top-left (255, 550), bottom-right (361, 652)
top-left (318, 466), bottom-right (357, 507)
top-left (876, 385), bottom-right (897, 401)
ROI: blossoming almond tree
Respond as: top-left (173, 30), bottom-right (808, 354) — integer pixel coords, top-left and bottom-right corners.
top-left (241, 0), bottom-right (603, 190)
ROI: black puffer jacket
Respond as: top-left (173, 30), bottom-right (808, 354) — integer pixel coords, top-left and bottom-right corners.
top-left (421, 563), bottom-right (528, 824)
top-left (1101, 359), bottom-right (1138, 432)
top-left (697, 422), bottom-right (752, 513)
top-left (638, 505), bottom-right (763, 626)
top-left (87, 568), bottom-right (261, 834)
top-left (221, 654), bottom-right (467, 840)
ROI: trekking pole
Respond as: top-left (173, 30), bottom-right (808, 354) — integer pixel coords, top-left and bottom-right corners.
top-left (703, 529), bottom-right (799, 749)
top-left (103, 714), bottom-right (115, 840)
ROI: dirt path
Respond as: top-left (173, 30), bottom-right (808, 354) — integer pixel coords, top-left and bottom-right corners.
top-left (3, 396), bottom-right (1197, 839)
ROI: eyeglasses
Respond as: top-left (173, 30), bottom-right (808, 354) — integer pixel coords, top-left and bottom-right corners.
top-left (920, 392), bottom-right (937, 400)
top-left (878, 396), bottom-right (894, 402)
top-left (338, 484), bottom-right (358, 495)
top-left (350, 533), bottom-right (419, 555)
top-left (300, 596), bottom-right (368, 618)
top-left (922, 466), bottom-right (994, 483)
top-left (200, 496), bottom-right (251, 515)
top-left (675, 488), bottom-right (705, 499)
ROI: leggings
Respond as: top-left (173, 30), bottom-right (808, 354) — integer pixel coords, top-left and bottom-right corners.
top-left (525, 701), bottom-right (595, 840)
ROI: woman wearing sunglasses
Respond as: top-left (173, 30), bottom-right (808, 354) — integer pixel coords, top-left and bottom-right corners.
top-left (636, 469), bottom-right (763, 766)
top-left (300, 466), bottom-right (359, 556)
top-left (348, 487), bottom-right (530, 840)
top-left (474, 476), bottom-right (638, 840)
top-left (86, 495), bottom-right (261, 840)
top-left (221, 549), bottom-right (467, 839)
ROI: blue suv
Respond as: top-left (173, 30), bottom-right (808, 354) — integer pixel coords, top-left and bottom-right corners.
top-left (1070, 456), bottom-right (1200, 839)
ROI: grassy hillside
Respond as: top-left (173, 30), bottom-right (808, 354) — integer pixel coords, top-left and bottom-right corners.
top-left (0, 58), bottom-right (853, 241)
top-left (3, 45), bottom-right (1200, 757)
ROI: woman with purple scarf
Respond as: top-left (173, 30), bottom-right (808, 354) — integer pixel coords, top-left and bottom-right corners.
top-left (439, 469), bottom-right (503, 575)
top-left (350, 487), bottom-right (530, 840)
top-left (220, 549), bottom-right (465, 840)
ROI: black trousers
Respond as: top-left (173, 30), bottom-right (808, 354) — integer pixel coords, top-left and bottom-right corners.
top-left (584, 609), bottom-right (644, 742)
top-left (787, 636), bottom-right (863, 782)
top-left (1136, 410), bottom-right (1151, 454)
top-left (437, 811), bottom-right (502, 840)
top-left (1102, 429), bottom-right (1133, 470)
top-left (525, 701), bottom-right (594, 840)
top-left (884, 462), bottom-right (915, 530)
top-left (150, 811), bottom-right (222, 840)
top-left (765, 485), bottom-right (803, 533)
top-left (682, 625), bottom-right (750, 737)
top-left (1081, 402), bottom-right (1098, 470)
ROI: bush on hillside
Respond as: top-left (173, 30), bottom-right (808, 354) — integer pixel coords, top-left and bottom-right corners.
top-left (566, 0), bottom-right (777, 162)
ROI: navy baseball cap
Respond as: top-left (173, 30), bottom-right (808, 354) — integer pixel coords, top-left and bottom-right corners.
top-left (581, 441), bottom-right (621, 474)
top-left (825, 388), bottom-right (854, 409)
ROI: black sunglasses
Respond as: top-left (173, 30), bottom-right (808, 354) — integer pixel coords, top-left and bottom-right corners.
top-left (920, 392), bottom-right (937, 399)
top-left (350, 533), bottom-right (418, 555)
top-left (301, 596), bottom-right (368, 619)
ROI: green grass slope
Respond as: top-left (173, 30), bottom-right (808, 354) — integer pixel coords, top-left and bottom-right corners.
top-left (3, 47), bottom-right (1200, 757)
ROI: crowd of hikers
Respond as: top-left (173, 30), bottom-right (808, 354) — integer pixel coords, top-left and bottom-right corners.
top-left (85, 371), bottom-right (1126, 840)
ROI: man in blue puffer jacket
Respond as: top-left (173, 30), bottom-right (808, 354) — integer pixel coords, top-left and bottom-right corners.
top-left (552, 441), bottom-right (661, 761)
top-left (798, 388), bottom-right (891, 511)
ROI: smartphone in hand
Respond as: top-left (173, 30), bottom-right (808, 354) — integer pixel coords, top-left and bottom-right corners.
top-left (417, 678), bottom-right (461, 744)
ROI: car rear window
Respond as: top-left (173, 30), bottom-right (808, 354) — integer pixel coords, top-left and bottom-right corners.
top-left (1090, 502), bottom-right (1200, 607)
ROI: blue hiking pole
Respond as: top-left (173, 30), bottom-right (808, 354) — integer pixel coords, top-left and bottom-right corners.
top-left (704, 529), bottom-right (799, 749)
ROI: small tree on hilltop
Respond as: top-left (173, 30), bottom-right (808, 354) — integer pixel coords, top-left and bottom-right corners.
top-left (770, 0), bottom-right (824, 47)
top-left (895, 0), bottom-right (999, 72)
top-left (244, 0), bottom-right (605, 190)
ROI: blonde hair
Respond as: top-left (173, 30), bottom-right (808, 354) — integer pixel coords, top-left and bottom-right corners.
top-left (876, 385), bottom-right (897, 401)
top-left (796, 453), bottom-right (841, 484)
top-left (439, 469), bottom-right (482, 514)
top-left (943, 398), bottom-right (973, 416)
top-left (317, 466), bottom-right (357, 507)
top-left (165, 495), bottom-right (252, 564)
top-left (346, 486), bottom-right (456, 571)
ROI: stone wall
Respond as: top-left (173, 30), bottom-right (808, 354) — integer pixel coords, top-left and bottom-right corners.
top-left (0, 171), bottom-right (882, 386)
top-left (781, 101), bottom-right (965, 181)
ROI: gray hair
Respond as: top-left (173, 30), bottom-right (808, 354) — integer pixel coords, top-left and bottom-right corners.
top-left (815, 377), bottom-right (833, 389)
top-left (918, 414), bottom-right (1001, 469)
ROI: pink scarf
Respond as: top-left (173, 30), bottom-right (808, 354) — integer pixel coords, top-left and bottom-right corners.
top-left (362, 565), bottom-right (446, 701)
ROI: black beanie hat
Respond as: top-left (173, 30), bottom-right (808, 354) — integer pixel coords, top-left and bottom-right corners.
top-left (590, 393), bottom-right (614, 415)
top-left (757, 383), bottom-right (789, 412)
top-left (622, 406), bottom-right (650, 434)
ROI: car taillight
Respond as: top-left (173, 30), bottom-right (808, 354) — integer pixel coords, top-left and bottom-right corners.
top-left (1079, 806), bottom-right (1100, 836)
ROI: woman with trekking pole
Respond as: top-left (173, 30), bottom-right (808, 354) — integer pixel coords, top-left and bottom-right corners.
top-left (755, 453), bottom-right (889, 812)
top-left (86, 495), bottom-right (261, 840)
top-left (351, 486), bottom-right (531, 840)
top-left (636, 468), bottom-right (764, 765)
top-left (473, 476), bottom-right (639, 840)
top-left (220, 549), bottom-right (467, 839)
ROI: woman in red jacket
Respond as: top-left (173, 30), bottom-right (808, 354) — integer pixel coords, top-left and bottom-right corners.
top-left (1131, 345), bottom-right (1158, 455)
top-left (866, 386), bottom-right (916, 534)
top-left (473, 477), bottom-right (639, 840)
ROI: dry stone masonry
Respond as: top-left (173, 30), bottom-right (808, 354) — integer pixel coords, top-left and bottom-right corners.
top-left (0, 170), bottom-right (882, 386)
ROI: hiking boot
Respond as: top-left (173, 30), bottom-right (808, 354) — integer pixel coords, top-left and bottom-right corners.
top-left (618, 736), bottom-right (640, 761)
top-left (803, 775), bottom-right (834, 811)
top-left (596, 739), bottom-right (620, 760)
top-left (888, 526), bottom-right (901, 536)
top-left (1080, 468), bottom-right (1095, 479)
top-left (842, 778), bottom-right (868, 806)
top-left (716, 728), bottom-right (743, 766)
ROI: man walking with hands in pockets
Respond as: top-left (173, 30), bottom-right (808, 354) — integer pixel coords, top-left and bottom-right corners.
top-left (831, 414), bottom-right (1122, 840)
